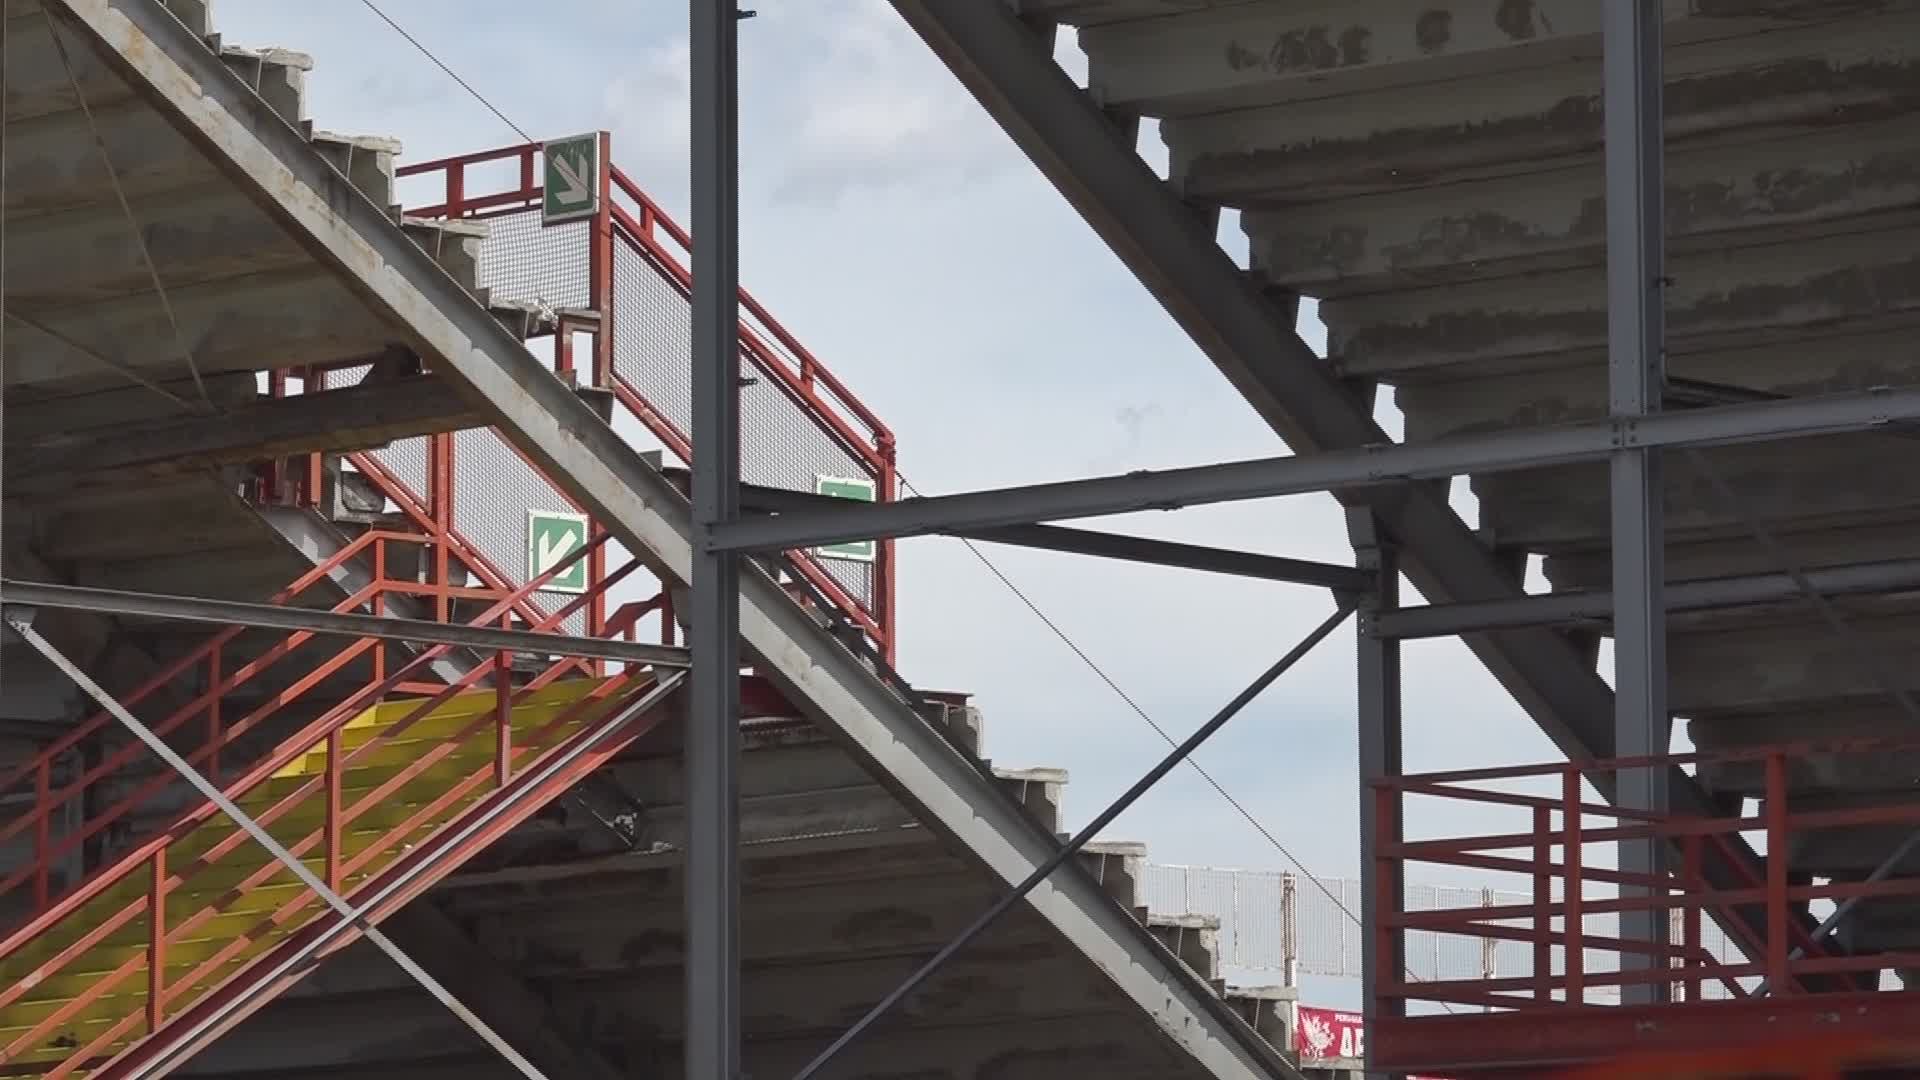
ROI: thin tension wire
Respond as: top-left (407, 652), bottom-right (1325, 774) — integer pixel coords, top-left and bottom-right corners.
top-left (3, 615), bottom-right (564, 1080)
top-left (899, 474), bottom-right (1443, 995)
top-left (793, 600), bottom-right (1356, 1080)
top-left (356, 0), bottom-right (535, 144)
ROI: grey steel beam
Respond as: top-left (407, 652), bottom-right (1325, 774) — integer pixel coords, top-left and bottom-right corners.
top-left (792, 605), bottom-right (1349, 1080)
top-left (1605, 0), bottom-right (1669, 998)
top-left (0, 578), bottom-right (690, 668)
top-left (880, 0), bottom-right (1813, 980)
top-left (679, 470), bottom-right (1367, 590)
top-left (688, 1), bottom-right (743, 1077)
top-left (1349, 512), bottom-right (1403, 1080)
top-left (4, 375), bottom-right (484, 488)
top-left (45, 3), bottom-right (1291, 1075)
top-left (970, 522), bottom-right (1366, 590)
top-left (1373, 558), bottom-right (1920, 639)
top-left (707, 386), bottom-right (1920, 554)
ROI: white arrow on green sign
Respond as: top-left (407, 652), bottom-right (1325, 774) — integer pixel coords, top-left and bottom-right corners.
top-left (527, 509), bottom-right (591, 594)
top-left (541, 133), bottom-right (601, 227)
top-left (813, 475), bottom-right (878, 563)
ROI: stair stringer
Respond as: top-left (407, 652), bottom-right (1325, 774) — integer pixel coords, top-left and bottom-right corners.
top-left (66, 5), bottom-right (1300, 1077)
top-left (75, 677), bottom-right (684, 1080)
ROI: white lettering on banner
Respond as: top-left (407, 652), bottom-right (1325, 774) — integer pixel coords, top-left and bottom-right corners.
top-left (1294, 1005), bottom-right (1450, 1078)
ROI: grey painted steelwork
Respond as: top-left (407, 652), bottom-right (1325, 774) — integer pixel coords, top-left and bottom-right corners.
top-left (47, 3), bottom-right (1291, 1075)
top-left (1604, 0), bottom-right (1669, 996)
top-left (710, 386), bottom-right (1920, 554)
top-left (1373, 558), bottom-right (1920, 639)
top-left (791, 604), bottom-right (1351, 1080)
top-left (3, 612), bottom-right (562, 1080)
top-left (0, 578), bottom-right (692, 667)
top-left (688, 1), bottom-right (744, 1077)
top-left (1349, 512), bottom-right (1402, 1079)
top-left (694, 471), bottom-right (1368, 590)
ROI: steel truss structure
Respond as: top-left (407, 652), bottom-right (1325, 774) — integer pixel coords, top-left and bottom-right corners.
top-left (670, 1), bottom-right (1920, 1078)
top-left (12, 0), bottom-right (1919, 1078)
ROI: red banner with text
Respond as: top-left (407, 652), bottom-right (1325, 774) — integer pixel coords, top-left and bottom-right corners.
top-left (1295, 1006), bottom-right (1451, 1078)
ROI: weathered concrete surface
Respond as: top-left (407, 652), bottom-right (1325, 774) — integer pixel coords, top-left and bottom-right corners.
top-left (171, 717), bottom-right (1295, 1080)
top-left (1037, 0), bottom-right (1920, 963)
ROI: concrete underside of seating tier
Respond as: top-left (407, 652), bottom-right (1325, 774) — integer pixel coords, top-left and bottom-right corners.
top-left (1029, 0), bottom-right (1920, 960)
top-left (165, 714), bottom-right (1328, 1080)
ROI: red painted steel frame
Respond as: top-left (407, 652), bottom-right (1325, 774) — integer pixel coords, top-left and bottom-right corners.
top-left (1370, 735), bottom-right (1920, 1077)
top-left (0, 534), bottom-right (678, 1074)
top-left (393, 139), bottom-right (899, 663)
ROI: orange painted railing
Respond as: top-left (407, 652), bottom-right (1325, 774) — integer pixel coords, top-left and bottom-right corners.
top-left (1368, 736), bottom-right (1920, 1075)
top-left (0, 529), bottom-right (659, 933)
top-left (1370, 741), bottom-right (1920, 1010)
top-left (0, 534), bottom-right (669, 1071)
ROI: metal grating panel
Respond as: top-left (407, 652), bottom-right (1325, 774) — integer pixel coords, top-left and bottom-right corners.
top-left (613, 238), bottom-right (694, 439)
top-left (475, 207), bottom-right (590, 312)
top-left (610, 240), bottom-right (878, 614)
top-left (334, 363), bottom-right (431, 503)
top-left (450, 426), bottom-right (586, 634)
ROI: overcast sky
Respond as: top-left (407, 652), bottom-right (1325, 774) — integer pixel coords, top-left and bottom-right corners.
top-left (209, 0), bottom-right (1593, 997)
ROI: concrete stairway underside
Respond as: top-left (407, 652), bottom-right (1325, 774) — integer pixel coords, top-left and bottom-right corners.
top-left (168, 705), bottom-right (1302, 1080)
top-left (3, 2), bottom-right (1306, 1077)
top-left (1031, 0), bottom-right (1920, 957)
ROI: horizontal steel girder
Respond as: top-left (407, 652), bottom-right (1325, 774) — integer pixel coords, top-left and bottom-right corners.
top-left (709, 386), bottom-right (1920, 554)
top-left (0, 579), bottom-right (691, 668)
top-left (1376, 558), bottom-right (1920, 639)
top-left (666, 469), bottom-right (1368, 591)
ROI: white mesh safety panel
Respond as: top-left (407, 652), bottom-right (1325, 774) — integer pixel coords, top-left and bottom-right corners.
top-left (610, 236), bottom-right (879, 616)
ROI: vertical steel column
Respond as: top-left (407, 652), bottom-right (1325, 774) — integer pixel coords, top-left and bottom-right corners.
top-left (1350, 509), bottom-right (1403, 1080)
top-left (687, 2), bottom-right (743, 1078)
top-left (1604, 0), bottom-right (1670, 1003)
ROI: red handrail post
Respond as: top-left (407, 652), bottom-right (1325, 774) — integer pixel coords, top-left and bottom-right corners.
top-left (430, 436), bottom-right (454, 624)
top-left (1563, 766), bottom-right (1584, 1002)
top-left (34, 759), bottom-right (52, 909)
top-left (372, 537), bottom-right (388, 684)
top-left (206, 644), bottom-right (223, 786)
top-left (879, 445), bottom-right (899, 665)
top-left (1766, 751), bottom-right (1791, 993)
top-left (590, 131), bottom-right (615, 391)
top-left (325, 729), bottom-right (344, 891)
top-left (1684, 832), bottom-right (1702, 1002)
top-left (446, 161), bottom-right (466, 219)
top-left (495, 615), bottom-right (513, 787)
top-left (146, 847), bottom-right (165, 1033)
top-left (1372, 781), bottom-right (1401, 1019)
top-left (302, 367), bottom-right (327, 506)
top-left (1533, 804), bottom-right (1552, 1002)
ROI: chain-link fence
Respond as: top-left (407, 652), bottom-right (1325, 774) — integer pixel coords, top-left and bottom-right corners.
top-left (1145, 863), bottom-right (1753, 1002)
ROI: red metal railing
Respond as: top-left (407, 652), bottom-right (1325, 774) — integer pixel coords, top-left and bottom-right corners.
top-left (391, 138), bottom-right (899, 662)
top-left (0, 529), bottom-right (659, 930)
top-left (1371, 736), bottom-right (1920, 1074)
top-left (253, 367), bottom-right (623, 649)
top-left (0, 536), bottom-right (673, 1071)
